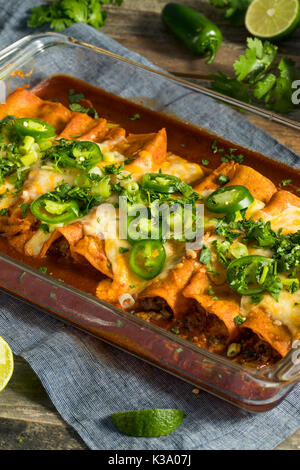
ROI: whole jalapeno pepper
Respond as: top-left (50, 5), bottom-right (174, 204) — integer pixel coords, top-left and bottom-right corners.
top-left (162, 3), bottom-right (223, 64)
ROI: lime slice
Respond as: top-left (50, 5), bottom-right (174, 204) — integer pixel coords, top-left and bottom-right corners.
top-left (245, 0), bottom-right (300, 40)
top-left (0, 336), bottom-right (13, 392)
top-left (111, 409), bottom-right (186, 437)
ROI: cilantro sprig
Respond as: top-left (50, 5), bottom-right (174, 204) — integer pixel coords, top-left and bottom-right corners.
top-left (210, 38), bottom-right (300, 114)
top-left (209, 0), bottom-right (252, 26)
top-left (27, 0), bottom-right (123, 33)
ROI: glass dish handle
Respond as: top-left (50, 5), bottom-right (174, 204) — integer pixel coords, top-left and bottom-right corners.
top-left (269, 341), bottom-right (300, 382)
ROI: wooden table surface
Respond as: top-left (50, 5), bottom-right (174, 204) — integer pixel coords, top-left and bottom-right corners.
top-left (2, 0), bottom-right (300, 450)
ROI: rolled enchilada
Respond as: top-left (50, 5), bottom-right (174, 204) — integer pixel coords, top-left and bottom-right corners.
top-left (0, 83), bottom-right (299, 369)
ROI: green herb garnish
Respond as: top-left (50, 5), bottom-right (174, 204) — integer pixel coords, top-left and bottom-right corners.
top-left (210, 37), bottom-right (300, 114)
top-left (27, 0), bottom-right (124, 32)
top-left (129, 114), bottom-right (140, 121)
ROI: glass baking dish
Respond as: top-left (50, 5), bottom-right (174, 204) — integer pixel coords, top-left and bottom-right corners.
top-left (0, 32), bottom-right (299, 412)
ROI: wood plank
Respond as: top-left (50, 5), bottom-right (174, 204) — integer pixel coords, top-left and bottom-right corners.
top-left (276, 429), bottom-right (300, 450)
top-left (0, 357), bottom-right (63, 426)
top-left (0, 417), bottom-right (87, 450)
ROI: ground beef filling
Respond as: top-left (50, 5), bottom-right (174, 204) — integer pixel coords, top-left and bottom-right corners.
top-left (48, 237), bottom-right (71, 258)
top-left (134, 298), bottom-right (280, 367)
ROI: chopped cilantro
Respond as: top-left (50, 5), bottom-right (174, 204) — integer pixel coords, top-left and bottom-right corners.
top-left (129, 113), bottom-right (140, 121)
top-left (68, 89), bottom-right (85, 103)
top-left (267, 277), bottom-right (282, 302)
top-left (201, 159), bottom-right (210, 166)
top-left (199, 245), bottom-right (212, 265)
top-left (119, 247), bottom-right (129, 254)
top-left (0, 208), bottom-right (8, 216)
top-left (251, 295), bottom-right (263, 304)
top-left (171, 328), bottom-right (180, 334)
top-left (69, 103), bottom-right (99, 119)
top-left (211, 140), bottom-right (224, 154)
top-left (19, 203), bottom-right (29, 217)
top-left (40, 223), bottom-right (50, 234)
top-left (218, 173), bottom-right (229, 185)
top-left (38, 267), bottom-right (47, 274)
top-left (234, 315), bottom-right (246, 326)
top-left (281, 179), bottom-right (292, 187)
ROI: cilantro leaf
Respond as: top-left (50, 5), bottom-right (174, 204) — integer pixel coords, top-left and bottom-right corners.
top-left (60, 0), bottom-right (88, 23)
top-left (210, 71), bottom-right (251, 103)
top-left (253, 73), bottom-right (276, 100)
top-left (267, 277), bottom-right (282, 302)
top-left (210, 37), bottom-right (300, 115)
top-left (234, 38), bottom-right (278, 83)
top-left (27, 0), bottom-right (123, 32)
top-left (19, 203), bottom-right (30, 217)
top-left (200, 245), bottom-right (212, 265)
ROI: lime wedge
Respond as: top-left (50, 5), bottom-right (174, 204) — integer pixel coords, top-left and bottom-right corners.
top-left (0, 336), bottom-right (13, 392)
top-left (111, 409), bottom-right (186, 437)
top-left (245, 0), bottom-right (300, 40)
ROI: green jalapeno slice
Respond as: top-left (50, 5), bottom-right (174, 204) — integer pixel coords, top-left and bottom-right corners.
top-left (129, 239), bottom-right (166, 280)
top-left (205, 185), bottom-right (254, 214)
top-left (14, 118), bottom-right (55, 139)
top-left (142, 173), bottom-right (193, 196)
top-left (227, 255), bottom-right (275, 296)
top-left (31, 195), bottom-right (79, 224)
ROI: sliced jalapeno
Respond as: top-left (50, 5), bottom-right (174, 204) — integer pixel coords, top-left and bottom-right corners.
top-left (44, 140), bottom-right (102, 171)
top-left (14, 118), bottom-right (55, 139)
top-left (205, 185), bottom-right (254, 214)
top-left (31, 195), bottom-right (79, 224)
top-left (227, 255), bottom-right (275, 296)
top-left (142, 173), bottom-right (193, 196)
top-left (129, 239), bottom-right (166, 280)
top-left (71, 141), bottom-right (102, 170)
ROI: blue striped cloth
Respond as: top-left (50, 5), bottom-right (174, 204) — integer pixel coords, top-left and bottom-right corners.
top-left (0, 0), bottom-right (299, 450)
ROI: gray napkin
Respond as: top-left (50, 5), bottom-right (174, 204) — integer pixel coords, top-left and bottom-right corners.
top-left (0, 0), bottom-right (299, 450)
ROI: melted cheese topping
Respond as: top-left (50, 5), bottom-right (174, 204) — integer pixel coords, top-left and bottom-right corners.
top-left (0, 180), bottom-right (18, 210)
top-left (24, 228), bottom-right (52, 256)
top-left (241, 290), bottom-right (300, 338)
top-left (160, 154), bottom-right (204, 184)
top-left (98, 135), bottom-right (126, 153)
top-left (261, 205), bottom-right (300, 234)
top-left (245, 199), bottom-right (265, 219)
top-left (21, 167), bottom-right (76, 203)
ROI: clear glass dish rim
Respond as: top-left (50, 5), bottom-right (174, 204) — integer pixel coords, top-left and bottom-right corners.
top-left (0, 31), bottom-right (299, 388)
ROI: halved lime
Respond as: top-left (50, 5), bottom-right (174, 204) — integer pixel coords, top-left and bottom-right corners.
top-left (245, 0), bottom-right (300, 40)
top-left (0, 336), bottom-right (13, 392)
top-left (111, 409), bottom-right (186, 437)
